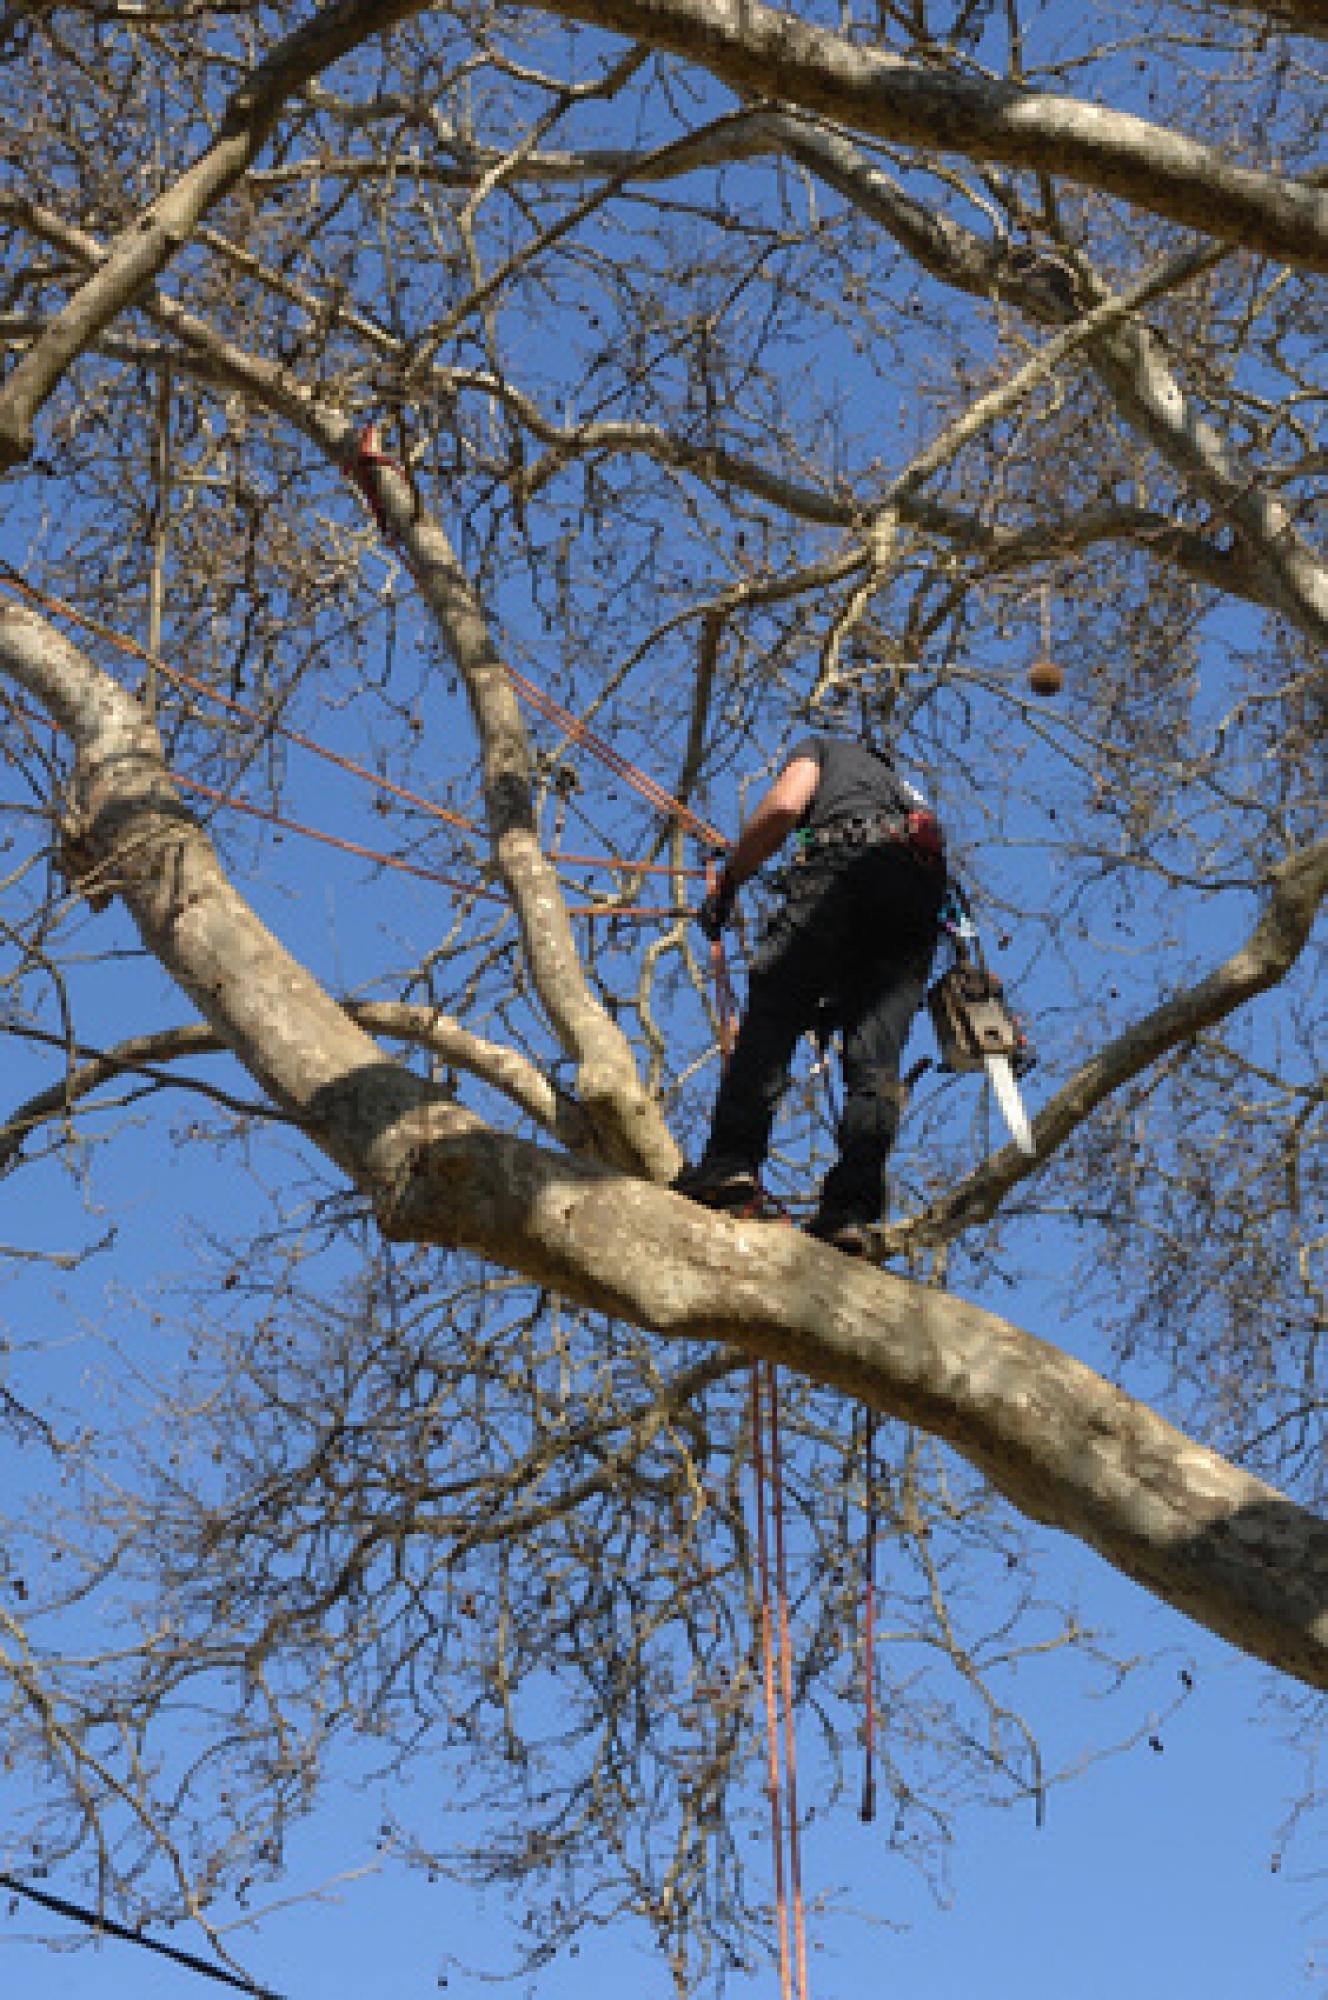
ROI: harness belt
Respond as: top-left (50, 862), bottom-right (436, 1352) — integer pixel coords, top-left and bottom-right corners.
top-left (796, 808), bottom-right (944, 865)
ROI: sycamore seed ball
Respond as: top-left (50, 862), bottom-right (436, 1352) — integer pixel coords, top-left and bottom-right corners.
top-left (1028, 656), bottom-right (1063, 697)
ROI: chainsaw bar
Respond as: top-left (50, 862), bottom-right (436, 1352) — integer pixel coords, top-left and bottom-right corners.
top-left (984, 1051), bottom-right (1035, 1157)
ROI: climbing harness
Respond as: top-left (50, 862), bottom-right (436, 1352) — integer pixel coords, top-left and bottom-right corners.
top-left (793, 805), bottom-right (943, 867)
top-left (750, 1360), bottom-right (798, 2000)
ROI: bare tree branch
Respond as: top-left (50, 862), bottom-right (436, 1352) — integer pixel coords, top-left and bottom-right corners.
top-left (888, 837), bottom-right (1328, 1252)
top-left (776, 120), bottom-right (1328, 646)
top-left (0, 1005), bottom-right (596, 1168)
top-left (3, 592), bottom-right (1327, 1693)
top-left (0, 0), bottom-right (427, 470)
top-left (1, 189), bottom-right (1299, 632)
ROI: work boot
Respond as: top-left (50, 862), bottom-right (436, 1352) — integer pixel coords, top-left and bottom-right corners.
top-left (671, 1157), bottom-right (760, 1213)
top-left (805, 1210), bottom-right (877, 1259)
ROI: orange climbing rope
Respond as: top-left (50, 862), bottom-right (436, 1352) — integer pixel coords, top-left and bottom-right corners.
top-left (1, 686), bottom-right (692, 924)
top-left (749, 1361), bottom-right (793, 2000)
top-left (0, 566), bottom-right (714, 908)
top-left (707, 884), bottom-right (809, 2000)
top-left (766, 1359), bottom-right (808, 2000)
top-left (506, 657), bottom-right (725, 849)
top-left (171, 773), bottom-right (503, 901)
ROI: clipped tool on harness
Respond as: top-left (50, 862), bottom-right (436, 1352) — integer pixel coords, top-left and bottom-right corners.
top-left (928, 888), bottom-right (1036, 1156)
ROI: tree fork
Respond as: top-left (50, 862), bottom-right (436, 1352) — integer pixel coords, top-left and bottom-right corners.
top-left (3, 604), bottom-right (1326, 1695)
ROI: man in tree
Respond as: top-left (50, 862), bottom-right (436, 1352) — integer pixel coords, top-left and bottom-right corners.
top-left (674, 730), bottom-right (946, 1253)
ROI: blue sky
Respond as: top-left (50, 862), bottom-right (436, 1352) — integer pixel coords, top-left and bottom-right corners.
top-left (2, 1584), bottom-right (1318, 1999)
top-left (2, 1040), bottom-right (1321, 1998)
top-left (2, 3), bottom-right (1325, 1996)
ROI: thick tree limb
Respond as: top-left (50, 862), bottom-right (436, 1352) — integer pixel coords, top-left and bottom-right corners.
top-left (350, 1001), bottom-right (594, 1149)
top-left (3, 599), bottom-right (1327, 1692)
top-left (379, 1131), bottom-right (1328, 1691)
top-left (0, 0), bottom-right (426, 471)
top-left (519, 0), bottom-right (1328, 271)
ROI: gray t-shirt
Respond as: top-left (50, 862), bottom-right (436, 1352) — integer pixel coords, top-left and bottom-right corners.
top-left (786, 734), bottom-right (929, 834)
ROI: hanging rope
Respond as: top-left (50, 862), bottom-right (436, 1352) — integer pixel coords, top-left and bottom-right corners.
top-left (860, 1408), bottom-right (879, 1824)
top-left (749, 1361), bottom-right (793, 2000)
top-left (706, 884), bottom-right (809, 2000)
top-left (766, 1358), bottom-right (809, 2000)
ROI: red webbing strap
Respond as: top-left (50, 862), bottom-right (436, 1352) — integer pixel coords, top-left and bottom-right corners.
top-left (347, 421), bottom-right (398, 535)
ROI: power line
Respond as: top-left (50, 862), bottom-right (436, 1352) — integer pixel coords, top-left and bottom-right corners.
top-left (0, 1869), bottom-right (284, 1999)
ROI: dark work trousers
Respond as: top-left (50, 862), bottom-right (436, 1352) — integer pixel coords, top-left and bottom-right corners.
top-left (701, 842), bottom-right (943, 1222)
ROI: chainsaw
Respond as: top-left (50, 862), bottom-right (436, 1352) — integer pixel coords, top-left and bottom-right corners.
top-left (927, 894), bottom-right (1036, 1157)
